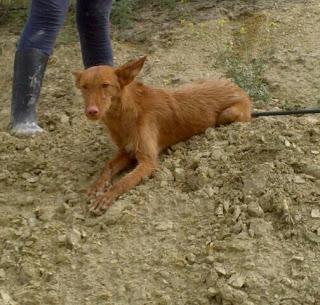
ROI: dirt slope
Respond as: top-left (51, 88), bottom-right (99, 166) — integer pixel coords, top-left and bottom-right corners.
top-left (0, 1), bottom-right (320, 305)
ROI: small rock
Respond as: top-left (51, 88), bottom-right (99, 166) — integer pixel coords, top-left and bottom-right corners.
top-left (211, 149), bottom-right (224, 161)
top-left (57, 234), bottom-right (67, 245)
top-left (249, 218), bottom-right (273, 237)
top-left (170, 76), bottom-right (180, 84)
top-left (173, 168), bottom-right (185, 182)
top-left (155, 220), bottom-right (173, 231)
top-left (291, 256), bottom-right (304, 262)
top-left (219, 284), bottom-right (248, 303)
top-left (0, 290), bottom-right (17, 305)
top-left (155, 167), bottom-right (174, 182)
top-left (233, 205), bottom-right (241, 221)
top-left (186, 253), bottom-right (196, 264)
top-left (284, 139), bottom-right (291, 147)
top-left (214, 263), bottom-right (227, 275)
top-left (103, 200), bottom-right (128, 225)
top-left (223, 201), bottom-right (230, 213)
top-left (231, 221), bottom-right (243, 234)
top-left (311, 209), bottom-right (320, 218)
top-left (205, 186), bottom-right (215, 197)
top-left (0, 269), bottom-right (5, 282)
top-left (27, 216), bottom-right (38, 228)
top-left (55, 201), bottom-right (69, 215)
top-left (60, 114), bottom-right (70, 124)
top-left (247, 202), bottom-right (264, 217)
top-left (305, 230), bottom-right (320, 244)
top-left (66, 228), bottom-right (82, 249)
top-left (65, 192), bottom-right (79, 205)
top-left (207, 287), bottom-right (218, 297)
top-left (294, 175), bottom-right (306, 184)
top-left (242, 165), bottom-right (269, 195)
top-left (0, 171), bottom-right (8, 181)
top-left (227, 273), bottom-right (246, 288)
top-left (302, 165), bottom-right (320, 179)
top-left (96, 292), bottom-right (112, 301)
top-left (205, 256), bottom-right (215, 264)
top-left (216, 204), bottom-right (224, 217)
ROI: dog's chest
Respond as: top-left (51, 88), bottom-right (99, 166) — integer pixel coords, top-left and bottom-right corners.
top-left (104, 115), bottom-right (138, 153)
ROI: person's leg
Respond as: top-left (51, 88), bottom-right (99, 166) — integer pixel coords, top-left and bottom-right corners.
top-left (76, 0), bottom-right (113, 68)
top-left (9, 0), bottom-right (69, 136)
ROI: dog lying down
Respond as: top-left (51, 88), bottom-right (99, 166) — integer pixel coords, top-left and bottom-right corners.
top-left (73, 56), bottom-right (252, 215)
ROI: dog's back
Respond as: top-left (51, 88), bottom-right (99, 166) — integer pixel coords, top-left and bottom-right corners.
top-left (138, 78), bottom-right (252, 150)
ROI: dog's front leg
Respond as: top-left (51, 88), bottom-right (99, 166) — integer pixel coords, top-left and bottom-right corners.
top-left (89, 158), bottom-right (157, 215)
top-left (90, 125), bottom-right (159, 215)
top-left (87, 150), bottom-right (133, 196)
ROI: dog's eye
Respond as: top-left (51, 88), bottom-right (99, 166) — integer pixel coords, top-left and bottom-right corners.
top-left (102, 83), bottom-right (110, 89)
top-left (81, 85), bottom-right (88, 90)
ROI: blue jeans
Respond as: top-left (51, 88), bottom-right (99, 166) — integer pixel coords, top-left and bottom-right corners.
top-left (17, 0), bottom-right (113, 67)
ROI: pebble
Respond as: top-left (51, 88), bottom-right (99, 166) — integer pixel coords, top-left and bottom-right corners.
top-left (155, 220), bottom-right (173, 231)
top-left (219, 284), bottom-right (248, 303)
top-left (247, 202), bottom-right (264, 217)
top-left (294, 175), bottom-right (306, 184)
top-left (66, 228), bottom-right (82, 249)
top-left (207, 287), bottom-right (218, 297)
top-left (186, 253), bottom-right (196, 264)
top-left (231, 220), bottom-right (243, 234)
top-left (205, 256), bottom-right (215, 264)
top-left (284, 139), bottom-right (291, 147)
top-left (227, 273), bottom-right (246, 288)
top-left (103, 200), bottom-right (128, 225)
top-left (211, 148), bottom-right (224, 161)
top-left (173, 168), bottom-right (185, 182)
top-left (54, 201), bottom-right (69, 215)
top-left (311, 209), bottom-right (320, 218)
top-left (216, 204), bottom-right (224, 216)
top-left (57, 234), bottom-right (67, 245)
top-left (0, 269), bottom-right (5, 282)
top-left (60, 114), bottom-right (70, 124)
top-left (0, 290), bottom-right (17, 305)
top-left (291, 256), bottom-right (304, 262)
top-left (249, 218), bottom-right (273, 237)
top-left (223, 201), bottom-right (230, 213)
top-left (214, 263), bottom-right (227, 275)
top-left (233, 206), bottom-right (241, 221)
top-left (205, 269), bottom-right (219, 286)
top-left (305, 230), bottom-right (320, 244)
top-left (156, 167), bottom-right (174, 182)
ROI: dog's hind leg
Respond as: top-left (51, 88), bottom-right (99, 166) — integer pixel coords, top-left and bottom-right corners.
top-left (216, 102), bottom-right (251, 126)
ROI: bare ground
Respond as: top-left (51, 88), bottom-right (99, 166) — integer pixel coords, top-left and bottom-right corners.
top-left (0, 1), bottom-right (320, 305)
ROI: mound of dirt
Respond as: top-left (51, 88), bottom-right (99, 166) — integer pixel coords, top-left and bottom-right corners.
top-left (1, 1), bottom-right (320, 305)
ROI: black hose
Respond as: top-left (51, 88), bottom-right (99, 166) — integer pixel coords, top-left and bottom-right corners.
top-left (252, 109), bottom-right (320, 117)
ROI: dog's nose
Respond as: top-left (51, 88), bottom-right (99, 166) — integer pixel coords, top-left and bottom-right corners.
top-left (86, 106), bottom-right (99, 118)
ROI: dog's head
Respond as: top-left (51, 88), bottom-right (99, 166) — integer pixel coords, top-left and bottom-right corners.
top-left (73, 56), bottom-right (147, 121)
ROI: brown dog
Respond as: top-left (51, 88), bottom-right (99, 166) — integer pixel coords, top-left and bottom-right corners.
top-left (73, 56), bottom-right (251, 215)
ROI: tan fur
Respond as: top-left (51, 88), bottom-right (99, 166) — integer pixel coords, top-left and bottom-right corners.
top-left (73, 56), bottom-right (252, 215)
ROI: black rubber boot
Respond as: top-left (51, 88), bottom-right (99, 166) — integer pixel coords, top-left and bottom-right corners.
top-left (8, 48), bottom-right (49, 137)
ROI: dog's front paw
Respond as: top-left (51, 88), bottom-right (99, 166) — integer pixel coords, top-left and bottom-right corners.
top-left (86, 181), bottom-right (108, 197)
top-left (89, 192), bottom-right (114, 216)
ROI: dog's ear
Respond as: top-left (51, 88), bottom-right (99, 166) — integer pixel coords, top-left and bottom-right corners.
top-left (72, 70), bottom-right (83, 88)
top-left (115, 56), bottom-right (147, 87)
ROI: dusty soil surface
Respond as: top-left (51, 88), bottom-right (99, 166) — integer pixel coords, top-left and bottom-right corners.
top-left (1, 1), bottom-right (320, 305)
